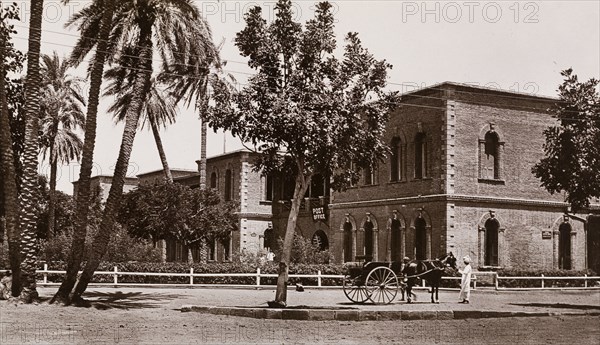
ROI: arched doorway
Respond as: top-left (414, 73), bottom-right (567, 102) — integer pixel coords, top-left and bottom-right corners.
top-left (343, 222), bottom-right (353, 262)
top-left (485, 218), bottom-right (499, 266)
top-left (312, 230), bottom-right (329, 251)
top-left (415, 217), bottom-right (427, 260)
top-left (559, 223), bottom-right (572, 269)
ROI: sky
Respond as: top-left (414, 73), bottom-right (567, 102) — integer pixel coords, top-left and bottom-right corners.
top-left (7, 0), bottom-right (600, 194)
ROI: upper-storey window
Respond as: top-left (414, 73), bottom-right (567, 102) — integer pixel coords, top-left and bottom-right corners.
top-left (479, 124), bottom-right (504, 181)
top-left (414, 132), bottom-right (428, 179)
top-left (364, 165), bottom-right (376, 185)
top-left (390, 137), bottom-right (403, 182)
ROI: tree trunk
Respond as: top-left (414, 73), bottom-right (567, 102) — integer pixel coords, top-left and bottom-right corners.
top-left (47, 145), bottom-right (57, 239)
top-left (52, 0), bottom-right (116, 305)
top-left (71, 40), bottom-right (153, 302)
top-left (199, 237), bottom-right (207, 264)
top-left (187, 246), bottom-right (194, 265)
top-left (0, 32), bottom-right (22, 297)
top-left (199, 119), bottom-right (207, 189)
top-left (150, 117), bottom-right (173, 183)
top-left (18, 0), bottom-right (45, 303)
top-left (274, 170), bottom-right (311, 306)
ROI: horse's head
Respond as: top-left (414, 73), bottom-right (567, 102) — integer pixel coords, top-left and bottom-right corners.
top-left (442, 252), bottom-right (457, 270)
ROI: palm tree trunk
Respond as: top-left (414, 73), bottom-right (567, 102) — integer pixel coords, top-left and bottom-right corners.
top-left (0, 33), bottom-right (22, 297)
top-left (149, 117), bottom-right (173, 183)
top-left (47, 145), bottom-right (57, 239)
top-left (274, 171), bottom-right (311, 306)
top-left (52, 0), bottom-right (116, 305)
top-left (71, 40), bottom-right (153, 301)
top-left (199, 237), bottom-right (208, 264)
top-left (199, 119), bottom-right (207, 189)
top-left (18, 0), bottom-right (45, 303)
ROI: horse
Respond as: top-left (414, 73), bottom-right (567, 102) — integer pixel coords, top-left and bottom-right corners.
top-left (401, 252), bottom-right (457, 303)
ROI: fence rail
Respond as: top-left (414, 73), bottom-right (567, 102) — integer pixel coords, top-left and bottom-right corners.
top-left (1, 265), bottom-right (598, 290)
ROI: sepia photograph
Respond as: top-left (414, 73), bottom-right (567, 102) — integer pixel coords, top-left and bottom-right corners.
top-left (0, 0), bottom-right (599, 344)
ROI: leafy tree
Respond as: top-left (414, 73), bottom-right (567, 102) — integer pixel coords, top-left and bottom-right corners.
top-left (533, 69), bottom-right (600, 211)
top-left (207, 0), bottom-right (396, 306)
top-left (53, 0), bottom-right (117, 305)
top-left (39, 51), bottom-right (85, 239)
top-left (118, 182), bottom-right (237, 263)
top-left (0, 1), bottom-right (25, 297)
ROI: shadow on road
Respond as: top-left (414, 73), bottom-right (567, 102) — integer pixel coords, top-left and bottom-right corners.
top-left (510, 303), bottom-right (600, 310)
top-left (81, 290), bottom-right (184, 310)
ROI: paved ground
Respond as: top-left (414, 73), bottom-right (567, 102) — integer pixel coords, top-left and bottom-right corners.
top-left (0, 286), bottom-right (599, 344)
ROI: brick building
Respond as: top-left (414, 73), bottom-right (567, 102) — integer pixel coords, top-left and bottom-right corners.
top-left (320, 82), bottom-right (600, 272)
top-left (266, 82), bottom-right (600, 272)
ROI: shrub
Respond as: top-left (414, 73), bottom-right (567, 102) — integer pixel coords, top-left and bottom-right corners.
top-left (275, 234), bottom-right (333, 265)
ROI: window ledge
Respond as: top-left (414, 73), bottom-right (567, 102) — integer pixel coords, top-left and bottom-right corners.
top-left (478, 178), bottom-right (506, 185)
top-left (412, 177), bottom-right (433, 181)
top-left (259, 201), bottom-right (273, 206)
top-left (388, 180), bottom-right (407, 184)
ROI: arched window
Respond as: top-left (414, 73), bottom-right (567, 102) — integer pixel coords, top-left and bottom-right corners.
top-left (559, 223), bottom-right (572, 270)
top-left (390, 218), bottom-right (402, 261)
top-left (343, 222), bottom-right (353, 262)
top-left (263, 175), bottom-right (274, 201)
top-left (209, 238), bottom-right (217, 261)
top-left (479, 124), bottom-right (503, 180)
top-left (264, 227), bottom-right (274, 251)
top-left (390, 137), bottom-right (402, 182)
top-left (210, 172), bottom-right (217, 189)
top-left (364, 221), bottom-right (374, 260)
top-left (312, 230), bottom-right (329, 251)
top-left (415, 217), bottom-right (427, 260)
top-left (222, 234), bottom-right (231, 262)
top-left (415, 133), bottom-right (427, 179)
top-left (224, 169), bottom-right (232, 201)
top-left (485, 218), bottom-right (499, 266)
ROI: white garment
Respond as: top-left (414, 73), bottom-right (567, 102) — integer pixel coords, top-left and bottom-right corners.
top-left (266, 252), bottom-right (274, 261)
top-left (459, 264), bottom-right (472, 301)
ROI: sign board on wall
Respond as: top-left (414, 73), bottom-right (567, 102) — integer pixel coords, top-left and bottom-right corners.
top-left (541, 230), bottom-right (552, 239)
top-left (312, 206), bottom-right (327, 222)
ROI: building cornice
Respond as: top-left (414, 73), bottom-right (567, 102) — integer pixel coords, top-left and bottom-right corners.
top-left (236, 212), bottom-right (273, 220)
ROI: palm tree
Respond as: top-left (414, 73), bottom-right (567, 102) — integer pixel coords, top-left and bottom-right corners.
top-left (0, 1), bottom-right (22, 297)
top-left (18, 0), bottom-right (44, 303)
top-left (164, 44), bottom-right (236, 264)
top-left (70, 0), bottom-right (217, 301)
top-left (52, 0), bottom-right (116, 305)
top-left (39, 52), bottom-right (85, 240)
top-left (104, 60), bottom-right (177, 182)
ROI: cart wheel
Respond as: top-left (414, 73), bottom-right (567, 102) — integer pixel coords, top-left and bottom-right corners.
top-left (366, 267), bottom-right (399, 304)
top-left (342, 275), bottom-right (371, 304)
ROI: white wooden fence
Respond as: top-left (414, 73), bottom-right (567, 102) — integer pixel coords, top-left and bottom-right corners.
top-left (1, 265), bottom-right (598, 290)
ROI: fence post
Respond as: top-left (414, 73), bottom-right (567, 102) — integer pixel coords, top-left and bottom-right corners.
top-left (257, 267), bottom-right (261, 286)
top-left (541, 274), bottom-right (544, 289)
top-left (318, 270), bottom-right (322, 287)
top-left (584, 274), bottom-right (587, 288)
top-left (190, 267), bottom-right (194, 286)
top-left (494, 272), bottom-right (499, 290)
top-left (43, 263), bottom-right (48, 284)
top-left (422, 279), bottom-right (426, 288)
top-left (473, 275), bottom-right (476, 290)
top-left (114, 266), bottom-right (118, 285)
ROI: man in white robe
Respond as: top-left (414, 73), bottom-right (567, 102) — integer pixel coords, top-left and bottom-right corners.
top-left (459, 255), bottom-right (472, 303)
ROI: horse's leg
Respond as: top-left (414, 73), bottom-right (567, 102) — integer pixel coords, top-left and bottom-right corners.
top-left (435, 282), bottom-right (440, 303)
top-left (430, 281), bottom-right (435, 303)
top-left (406, 284), bottom-right (412, 303)
top-left (400, 285), bottom-right (405, 301)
